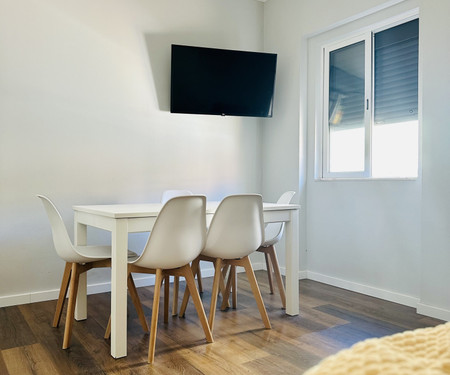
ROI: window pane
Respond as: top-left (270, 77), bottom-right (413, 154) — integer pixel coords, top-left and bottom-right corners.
top-left (373, 19), bottom-right (419, 178)
top-left (374, 19), bottom-right (419, 125)
top-left (329, 127), bottom-right (365, 172)
top-left (372, 120), bottom-right (418, 178)
top-left (328, 41), bottom-right (365, 172)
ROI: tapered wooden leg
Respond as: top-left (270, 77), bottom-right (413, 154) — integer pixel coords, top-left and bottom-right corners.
top-left (181, 265), bottom-right (213, 343)
top-left (172, 276), bottom-right (179, 316)
top-left (221, 265), bottom-right (233, 311)
top-left (127, 273), bottom-right (149, 332)
top-left (53, 262), bottom-right (72, 328)
top-left (269, 246), bottom-right (286, 309)
top-left (148, 269), bottom-right (163, 364)
top-left (63, 263), bottom-right (80, 349)
top-left (164, 275), bottom-right (170, 324)
top-left (196, 267), bottom-right (203, 294)
top-left (104, 316), bottom-right (111, 340)
top-left (105, 273), bottom-right (149, 340)
top-left (231, 265), bottom-right (237, 309)
top-left (265, 251), bottom-right (275, 294)
top-left (208, 258), bottom-right (222, 332)
top-left (179, 258), bottom-right (200, 317)
top-left (220, 264), bottom-right (230, 309)
top-left (242, 256), bottom-right (271, 329)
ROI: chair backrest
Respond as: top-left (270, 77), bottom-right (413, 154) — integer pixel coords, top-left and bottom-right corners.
top-left (37, 195), bottom-right (85, 263)
top-left (161, 189), bottom-right (193, 204)
top-left (202, 194), bottom-right (264, 259)
top-left (133, 195), bottom-right (206, 269)
top-left (263, 191), bottom-right (296, 246)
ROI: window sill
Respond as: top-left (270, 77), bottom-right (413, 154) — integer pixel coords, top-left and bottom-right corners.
top-left (315, 176), bottom-right (419, 182)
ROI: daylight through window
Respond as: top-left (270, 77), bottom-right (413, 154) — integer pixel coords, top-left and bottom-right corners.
top-left (322, 18), bottom-right (419, 179)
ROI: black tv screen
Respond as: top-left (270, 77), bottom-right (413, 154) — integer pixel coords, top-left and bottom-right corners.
top-left (170, 45), bottom-right (277, 117)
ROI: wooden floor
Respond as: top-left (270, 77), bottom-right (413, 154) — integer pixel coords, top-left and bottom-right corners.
top-left (0, 271), bottom-right (443, 375)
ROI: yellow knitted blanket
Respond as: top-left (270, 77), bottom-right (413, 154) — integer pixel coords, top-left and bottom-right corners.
top-left (304, 322), bottom-right (450, 375)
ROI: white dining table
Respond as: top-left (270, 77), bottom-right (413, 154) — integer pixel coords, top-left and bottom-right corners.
top-left (73, 201), bottom-right (300, 358)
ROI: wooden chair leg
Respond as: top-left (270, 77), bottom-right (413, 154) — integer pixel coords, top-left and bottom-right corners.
top-left (181, 265), bottom-right (213, 343)
top-left (104, 316), bottom-right (111, 340)
top-left (105, 273), bottom-right (149, 340)
top-left (220, 264), bottom-right (230, 309)
top-left (241, 256), bottom-right (271, 329)
top-left (264, 251), bottom-right (275, 294)
top-left (208, 258), bottom-right (222, 332)
top-left (63, 263), bottom-right (80, 349)
top-left (164, 275), bottom-right (170, 324)
top-left (196, 267), bottom-right (203, 294)
top-left (268, 246), bottom-right (286, 309)
top-left (221, 265), bottom-right (233, 311)
top-left (231, 265), bottom-right (237, 309)
top-left (127, 273), bottom-right (149, 332)
top-left (179, 258), bottom-right (200, 317)
top-left (148, 269), bottom-right (163, 364)
top-left (221, 265), bottom-right (237, 310)
top-left (53, 262), bottom-right (72, 328)
top-left (172, 276), bottom-right (179, 316)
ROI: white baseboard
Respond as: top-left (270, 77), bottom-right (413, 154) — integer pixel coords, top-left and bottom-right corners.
top-left (306, 271), bottom-right (420, 309)
top-left (417, 302), bottom-right (450, 322)
top-left (0, 262), bottom-right (266, 308)
top-left (278, 265), bottom-right (308, 280)
top-left (3, 267), bottom-right (448, 323)
top-left (0, 293), bottom-right (33, 308)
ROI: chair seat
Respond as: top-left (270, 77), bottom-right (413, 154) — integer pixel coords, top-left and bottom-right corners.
top-left (261, 237), bottom-right (278, 247)
top-left (74, 245), bottom-right (139, 262)
top-left (127, 250), bottom-right (140, 261)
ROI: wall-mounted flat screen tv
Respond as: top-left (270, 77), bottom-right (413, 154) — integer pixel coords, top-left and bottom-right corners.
top-left (170, 44), bottom-right (277, 117)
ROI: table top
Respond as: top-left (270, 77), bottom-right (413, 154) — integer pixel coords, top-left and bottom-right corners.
top-left (73, 202), bottom-right (300, 219)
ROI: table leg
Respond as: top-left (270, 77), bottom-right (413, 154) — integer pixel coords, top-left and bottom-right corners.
top-left (111, 219), bottom-right (128, 358)
top-left (284, 210), bottom-right (299, 316)
top-left (74, 218), bottom-right (87, 321)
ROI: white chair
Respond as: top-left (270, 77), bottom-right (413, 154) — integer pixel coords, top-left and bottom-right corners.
top-left (257, 191), bottom-right (295, 309)
top-left (179, 194), bottom-right (271, 332)
top-left (160, 190), bottom-right (203, 316)
top-left (37, 195), bottom-right (148, 349)
top-left (117, 195), bottom-right (213, 363)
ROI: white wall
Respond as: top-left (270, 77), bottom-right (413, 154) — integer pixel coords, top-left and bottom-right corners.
top-left (418, 0), bottom-right (450, 320)
top-left (306, 1), bottom-right (421, 307)
top-left (264, 0), bottom-right (450, 320)
top-left (0, 0), bottom-right (265, 305)
top-left (2, 0), bottom-right (449, 320)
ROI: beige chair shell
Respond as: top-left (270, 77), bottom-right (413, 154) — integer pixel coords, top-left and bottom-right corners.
top-left (201, 194), bottom-right (265, 259)
top-left (262, 191), bottom-right (296, 247)
top-left (37, 195), bottom-right (147, 350)
top-left (160, 189), bottom-right (203, 315)
top-left (257, 191), bottom-right (296, 309)
top-left (132, 195), bottom-right (206, 270)
top-left (180, 194), bottom-right (271, 332)
top-left (38, 194), bottom-right (112, 264)
top-left (127, 195), bottom-right (213, 363)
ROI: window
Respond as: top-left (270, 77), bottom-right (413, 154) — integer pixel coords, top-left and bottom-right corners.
top-left (321, 18), bottom-right (419, 179)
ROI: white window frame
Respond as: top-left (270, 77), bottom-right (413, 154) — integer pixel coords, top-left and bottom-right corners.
top-left (319, 14), bottom-right (419, 180)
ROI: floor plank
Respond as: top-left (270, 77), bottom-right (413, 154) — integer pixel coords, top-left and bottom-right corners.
top-left (1, 343), bottom-right (60, 375)
top-left (0, 272), bottom-right (444, 374)
top-left (0, 306), bottom-right (37, 350)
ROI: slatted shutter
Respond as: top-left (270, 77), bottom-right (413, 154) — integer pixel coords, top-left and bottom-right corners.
top-left (374, 19), bottom-right (419, 125)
